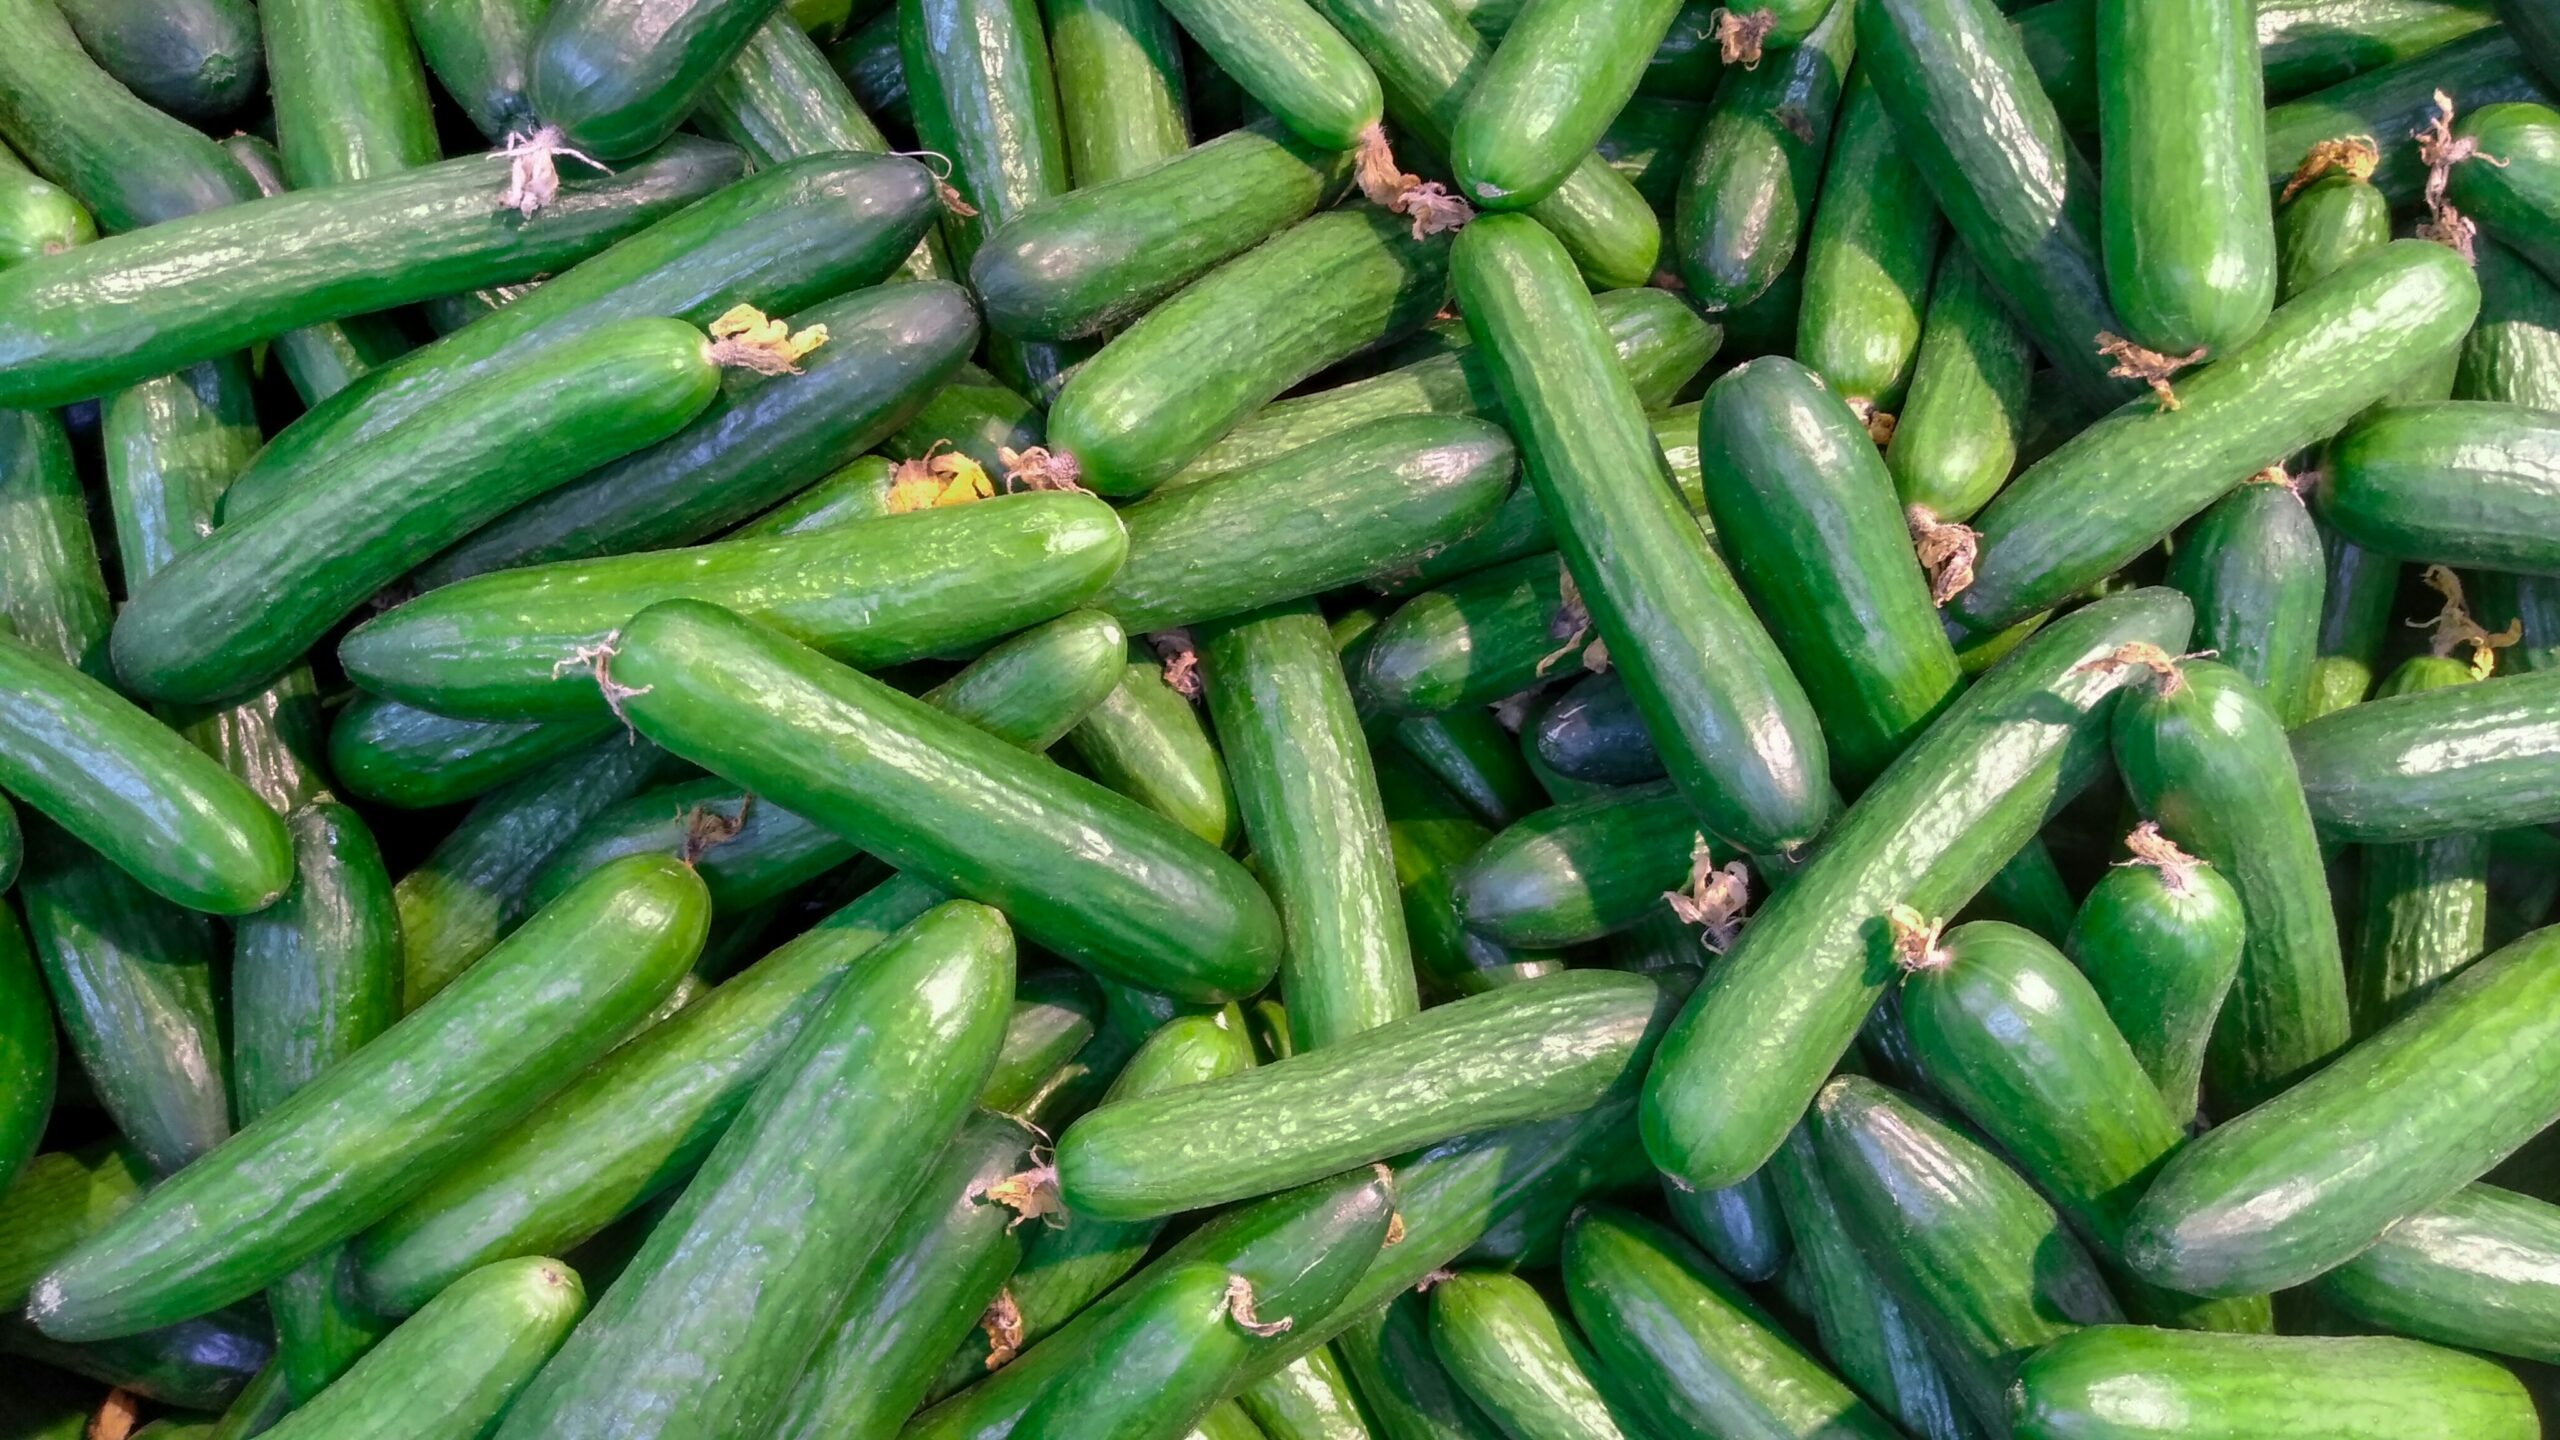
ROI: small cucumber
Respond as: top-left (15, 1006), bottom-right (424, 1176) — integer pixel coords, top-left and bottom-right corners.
top-left (1428, 1270), bottom-right (1646, 1440)
top-left (2275, 168), bottom-right (2389, 302)
top-left (1333, 1291), bottom-right (1506, 1440)
top-left (1884, 247), bottom-right (2034, 529)
top-left (261, 1258), bottom-right (583, 1440)
top-left (2011, 1326), bottom-right (2537, 1440)
top-left (2262, 28), bottom-right (2551, 207)
top-left (531, 0), bottom-right (786, 159)
top-left (1530, 673), bottom-right (1662, 787)
top-left (2311, 1182), bottom-right (2560, 1363)
top-left (1798, 69), bottom-right (1947, 419)
top-left (1659, 1171), bottom-right (1787, 1285)
top-left (261, 0), bottom-right (441, 187)
top-left (2166, 477), bottom-right (2326, 727)
top-left (1152, 0), bottom-right (1380, 148)
top-left (1451, 782), bottom-right (1698, 949)
top-left (1044, 0), bottom-right (1190, 186)
top-left (1069, 651), bottom-right (1240, 850)
top-left (2290, 667), bottom-right (2560, 841)
top-left (2064, 828), bottom-right (2246, 1124)
top-left (2316, 401), bottom-right (2560, 574)
top-left (51, 0), bottom-right (262, 121)
top-left (0, 0), bottom-right (258, 232)
top-left (1671, 0), bottom-right (1857, 312)
top-left (407, 0), bottom-right (551, 140)
top-left (2350, 654), bottom-right (2491, 1033)
top-left (1358, 555), bottom-right (1571, 719)
top-left (1235, 1348), bottom-right (1371, 1440)
top-left (331, 701), bottom-right (615, 811)
top-left (1449, 0), bottom-right (1690, 210)
top-left (1013, 1261), bottom-right (1332, 1440)
top-left (1375, 760), bottom-right (1565, 997)
top-left (0, 906), bottom-right (48, 1192)
top-left (0, 146), bottom-right (94, 269)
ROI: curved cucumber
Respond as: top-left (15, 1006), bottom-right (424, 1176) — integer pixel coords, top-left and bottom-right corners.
top-left (261, 0), bottom-right (441, 187)
top-left (2290, 667), bottom-right (2560, 841)
top-left (2064, 831), bottom-right (2245, 1124)
top-left (1671, 0), bottom-right (1857, 312)
top-left (2011, 1326), bottom-right (2537, 1440)
top-left (1452, 782), bottom-right (1697, 949)
top-left (1428, 1270), bottom-right (1644, 1440)
top-left (2165, 477), bottom-right (2325, 727)
top-left (2312, 1182), bottom-right (2560, 1364)
top-left (1885, 248), bottom-right (2033, 527)
top-left (1799, 69), bottom-right (1947, 417)
top-left (0, 0), bottom-right (258, 232)
top-left (51, 0), bottom-right (262, 121)
top-left (262, 1258), bottom-right (583, 1440)
top-left (2275, 167), bottom-right (2389, 303)
top-left (408, 0), bottom-right (551, 140)
top-left (531, 0), bottom-right (785, 160)
top-left (1448, 0), bottom-right (1688, 210)
top-left (1153, 0), bottom-right (1379, 148)
top-left (2316, 401), bottom-right (2560, 574)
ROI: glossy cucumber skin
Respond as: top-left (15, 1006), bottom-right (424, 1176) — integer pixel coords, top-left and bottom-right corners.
top-left (2275, 171), bottom-right (2388, 302)
top-left (827, 8), bottom-right (910, 125)
top-left (1374, 758), bottom-right (1565, 999)
top-left (230, 804), bottom-right (403, 1401)
top-left (1885, 249), bottom-right (2033, 526)
top-left (1451, 782), bottom-right (1697, 949)
top-left (0, 632), bottom-right (292, 915)
top-left (492, 902), bottom-right (1011, 1440)
top-left (2262, 29), bottom-right (2552, 206)
top-left (1012, 1262), bottom-right (1291, 1440)
top-left (261, 1258), bottom-right (583, 1440)
top-left (1952, 240), bottom-right (2479, 632)
top-left (0, 0), bottom-right (259, 233)
top-left (2128, 921), bottom-right (2560, 1296)
top-left (974, 123), bottom-right (1349, 343)
top-left (1043, 0), bottom-right (1189, 187)
top-left (1234, 1349), bottom-right (1371, 1440)
top-left (331, 701), bottom-right (614, 810)
top-left (1334, 1291), bottom-right (1507, 1440)
top-left (1050, 209), bottom-right (1454, 495)
top-left (2093, 0), bottom-right (2272, 353)
top-left (1564, 1205), bottom-right (1901, 1440)
top-left (1642, 588), bottom-right (2193, 1189)
top-left (1531, 673), bottom-right (1663, 787)
top-left (1389, 711), bottom-right (1546, 831)
top-left (414, 283), bottom-right (977, 583)
top-left (1599, 96), bottom-right (1705, 210)
top-left (1152, 0), bottom-right (1379, 148)
top-left (407, 0), bottom-right (552, 139)
top-left (2460, 234), bottom-right (2560, 408)
top-left (347, 491), bottom-right (1123, 721)
top-left (1672, 0), bottom-right (1857, 312)
top-left (1698, 357), bottom-right (1965, 789)
top-left (532, 0), bottom-right (786, 158)
top-left (2064, 848), bottom-right (2245, 1125)
top-left (698, 15), bottom-right (892, 156)
top-left (1101, 416), bottom-right (1515, 636)
top-left (2316, 401), bottom-right (2560, 573)
top-left (1800, 69), bottom-right (1947, 416)
top-left (0, 154), bottom-right (93, 271)
top-left (1449, 0), bottom-right (1686, 210)
top-left (614, 599), bottom-right (1283, 1002)
top-left (2349, 656), bottom-right (2489, 1035)
top-left (2010, 1326), bottom-right (2538, 1440)
top-left (2302, 525), bottom-right (2398, 723)
top-left (1813, 1075), bottom-right (2123, 1434)
top-left (1658, 1171), bottom-right (1788, 1286)
top-left (2290, 668), bottom-right (2560, 841)
top-left (1428, 1270), bottom-right (1645, 1440)
top-left (0, 414), bottom-right (114, 667)
top-left (261, 0), bottom-right (441, 188)
top-left (1070, 653), bottom-right (1239, 850)
top-left (2312, 1182), bottom-right (2560, 1363)
top-left (900, 0), bottom-right (1071, 267)
top-left (1457, 213), bottom-right (1831, 856)
top-left (0, 907), bottom-right (49, 1192)
top-left (2166, 481), bottom-right (2325, 727)
top-left (884, 362), bottom-right (1046, 478)
top-left (51, 0), bottom-right (263, 120)
top-left (29, 855), bottom-right (707, 1341)
top-left (215, 133), bottom-right (415, 409)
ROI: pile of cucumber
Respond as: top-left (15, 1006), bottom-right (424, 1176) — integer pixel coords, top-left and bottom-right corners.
top-left (7, 0), bottom-right (2560, 1435)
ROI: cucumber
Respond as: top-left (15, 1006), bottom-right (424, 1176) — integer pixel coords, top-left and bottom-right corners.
top-left (1642, 587), bottom-right (2193, 1189)
top-left (2316, 401), bottom-right (2560, 573)
top-left (1044, 0), bottom-right (1189, 186)
top-left (1813, 1075), bottom-right (2122, 1433)
top-left (2262, 0), bottom-right (2501, 101)
top-left (2350, 655), bottom-right (2490, 1034)
top-left (826, 9), bottom-right (911, 128)
top-left (1799, 70), bottom-right (1946, 418)
top-left (1101, 417), bottom-right (1516, 637)
top-left (1236, 1349), bottom-right (1370, 1440)
top-left (1635, 1), bottom-right (1715, 97)
top-left (230, 804), bottom-right (402, 1400)
top-left (1698, 356), bottom-right (1965, 789)
top-left (2262, 29), bottom-right (2552, 207)
top-left (697, 15), bottom-right (893, 157)
top-left (2311, 1182), bottom-right (2560, 1363)
top-left (1598, 96), bottom-right (1704, 210)
top-left (0, 146), bottom-right (94, 269)
top-left (1388, 710), bottom-right (1546, 830)
top-left (1455, 1107), bottom-right (1658, 1272)
top-left (2010, 1326), bottom-right (2538, 1440)
top-left (531, 0), bottom-right (786, 159)
top-left (262, 0), bottom-right (441, 187)
top-left (29, 855), bottom-right (708, 1341)
top-left (1047, 209), bottom-right (1454, 495)
top-left (2461, 233), bottom-right (2560, 407)
top-left (1671, 0), bottom-right (1858, 312)
top-left (216, 134), bottom-right (415, 409)
top-left (1564, 1205), bottom-right (1901, 1440)
top-left (1883, 247), bottom-right (2032, 536)
top-left (2063, 828), bottom-right (2245, 1124)
top-left (1971, 836), bottom-right (2076, 943)
top-left (0, 906), bottom-right (46, 1192)
top-left (1014, 1261), bottom-right (1337, 1440)
top-left (1375, 758), bottom-right (1564, 998)
top-left (1309, 0), bottom-right (1664, 290)
top-left (407, 0), bottom-right (552, 140)
top-left (1190, 1402), bottom-right (1266, 1440)
top-left (731, 455), bottom-right (901, 538)
top-left (332, 701), bottom-right (614, 810)
top-left (1658, 1171), bottom-right (1787, 1286)
top-left (1530, 673), bottom-right (1662, 787)
top-left (1056, 969), bottom-right (1660, 1220)
top-left (1451, 782), bottom-right (1698, 949)
top-left (2127, 920), bottom-right (2560, 1296)
top-left (1457, 214), bottom-right (1831, 856)
top-left (1150, 0), bottom-right (1379, 149)
top-left (2093, 0), bottom-right (2272, 354)
top-left (1201, 604), bottom-right (1417, 1051)
top-left (0, 0), bottom-right (258, 232)
top-left (2291, 666), bottom-right (2560, 841)
top-left (1428, 1270), bottom-right (1645, 1440)
top-left (1, 1317), bottom-right (269, 1413)
top-left (1070, 651), bottom-right (1239, 850)
top-left (261, 1258), bottom-right (583, 1440)
top-left (1951, 240), bottom-right (2480, 633)
top-left (1449, 0), bottom-right (1688, 209)
top-left (51, 0), bottom-right (262, 121)
top-left (2276, 167), bottom-right (2389, 303)
top-left (1334, 1291), bottom-right (1505, 1440)
top-left (2305, 534), bottom-right (2399, 737)
top-left (2167, 478), bottom-right (2325, 727)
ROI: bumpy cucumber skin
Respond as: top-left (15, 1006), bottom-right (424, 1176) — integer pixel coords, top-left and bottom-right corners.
top-left (1010, 1263), bottom-right (1291, 1440)
top-left (1429, 1270), bottom-right (1647, 1440)
top-left (1153, 0), bottom-right (1379, 148)
top-left (1070, 653), bottom-right (1240, 850)
top-left (1642, 588), bottom-right (2193, 1190)
top-left (1952, 240), bottom-right (2480, 632)
top-left (51, 0), bottom-right (263, 121)
top-left (331, 701), bottom-right (614, 811)
top-left (2461, 234), bottom-right (2560, 408)
top-left (2316, 401), bottom-right (2560, 574)
top-left (2126, 922), bottom-right (2560, 1297)
top-left (1885, 249), bottom-right (2033, 525)
top-left (2290, 668), bottom-right (2560, 841)
top-left (1359, 555), bottom-right (1567, 718)
top-left (2166, 481), bottom-right (2325, 728)
top-left (0, 0), bottom-right (259, 233)
top-left (1451, 782), bottom-right (1697, 949)
top-left (2312, 1182), bottom-right (2560, 1363)
top-left (1448, 0), bottom-right (1687, 210)
top-left (2065, 850), bottom-right (2245, 1125)
top-left (1043, 0), bottom-right (1189, 187)
top-left (1671, 0), bottom-right (1856, 312)
top-left (1799, 70), bottom-right (1947, 416)
top-left (1333, 1291), bottom-right (1507, 1440)
top-left (261, 0), bottom-right (441, 188)
top-left (899, 0), bottom-right (1071, 265)
top-left (532, 0), bottom-right (787, 159)
top-left (0, 907), bottom-right (49, 1193)
top-left (2275, 170), bottom-right (2389, 302)
top-left (407, 0), bottom-right (550, 140)
top-left (2262, 29), bottom-right (2552, 206)
top-left (2010, 1326), bottom-right (2538, 1440)
top-left (216, 133), bottom-right (415, 409)
top-left (260, 1258), bottom-right (583, 1440)
top-left (1235, 1347), bottom-right (1372, 1440)
top-left (2349, 656), bottom-right (2490, 1035)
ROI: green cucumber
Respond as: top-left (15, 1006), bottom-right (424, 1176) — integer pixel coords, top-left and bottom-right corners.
top-left (1458, 213), bottom-right (1830, 856)
top-left (2316, 401), bottom-right (2560, 573)
top-left (216, 134), bottom-right (415, 409)
top-left (1335, 1290), bottom-right (1505, 1440)
top-left (2311, 1182), bottom-right (2560, 1363)
top-left (2063, 828), bottom-right (2245, 1124)
top-left (2303, 526), bottom-right (2397, 723)
top-left (1237, 1348), bottom-right (1371, 1440)
top-left (732, 455), bottom-right (900, 537)
top-left (1637, 1), bottom-right (1716, 97)
top-left (2350, 655), bottom-right (2490, 1034)
top-left (2127, 920), bottom-right (2560, 1296)
top-left (1013, 1261), bottom-right (1335, 1440)
top-left (1950, 240), bottom-right (2479, 632)
top-left (0, 0), bottom-right (258, 232)
top-left (1150, 0), bottom-right (1379, 148)
top-left (1530, 673), bottom-right (1661, 787)
top-left (51, 0), bottom-right (263, 121)
top-left (2276, 168), bottom-right (2389, 306)
top-left (1564, 1205), bottom-right (1900, 1440)
top-left (407, 0), bottom-right (551, 140)
top-left (899, 0), bottom-right (1070, 282)
top-left (0, 146), bottom-right (94, 269)
top-left (1056, 968), bottom-right (1659, 1220)
top-left (331, 701), bottom-right (615, 811)
top-left (614, 598), bottom-right (1283, 1001)
top-left (827, 8), bottom-right (911, 128)
top-left (1048, 209), bottom-right (1453, 496)
top-left (1455, 1103), bottom-right (1658, 1271)
top-left (2291, 666), bottom-right (2560, 841)
top-left (0, 793), bottom-right (15, 889)
top-left (262, 0), bottom-right (441, 187)
top-left (1884, 248), bottom-right (2033, 529)
top-left (2094, 0), bottom-right (2272, 354)
top-left (2461, 234), bottom-right (2560, 409)
top-left (983, 971), bottom-right (1105, 1116)
top-left (231, 804), bottom-right (402, 1400)
top-left (1971, 836), bottom-right (2077, 943)
top-left (883, 362), bottom-right (1046, 479)
top-left (1812, 1075), bottom-right (2122, 1434)
top-left (0, 905), bottom-right (47, 1191)
top-left (262, 1258), bottom-right (582, 1440)
top-left (1450, 782), bottom-right (1697, 949)
top-left (1698, 356), bottom-right (1964, 789)
top-left (1387, 710), bottom-right (1545, 830)
top-left (1659, 1172), bottom-right (1788, 1286)
top-left (1375, 758), bottom-right (1563, 998)
top-left (531, 0), bottom-right (786, 159)
top-left (1045, 0), bottom-right (1190, 186)
top-left (2261, 0), bottom-right (2500, 101)
top-left (2262, 28), bottom-right (2552, 207)
top-left (1671, 0), bottom-right (1857, 312)
top-left (2010, 1326), bottom-right (2538, 1440)
top-left (2166, 478), bottom-right (2325, 727)
top-left (1427, 1270), bottom-right (1644, 1440)
top-left (1642, 587), bottom-right (2193, 1189)
top-left (1597, 96), bottom-right (1705, 211)
top-left (1201, 604), bottom-right (1417, 1051)
top-left (1448, 0), bottom-right (1687, 209)
top-left (1190, 1402), bottom-right (1266, 1440)
top-left (1069, 651), bottom-right (1240, 851)
top-left (0, 1317), bottom-right (268, 1412)
top-left (1799, 69), bottom-right (1946, 418)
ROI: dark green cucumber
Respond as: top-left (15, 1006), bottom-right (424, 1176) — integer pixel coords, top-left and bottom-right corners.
top-left (2127, 921), bottom-right (2560, 1296)
top-left (1698, 356), bottom-right (1965, 789)
top-left (0, 905), bottom-right (46, 1191)
top-left (2262, 28), bottom-right (2552, 207)
top-left (331, 701), bottom-right (615, 811)
top-left (29, 855), bottom-right (706, 1341)
top-left (2350, 655), bottom-right (2490, 1034)
top-left (261, 0), bottom-right (440, 187)
top-left (826, 8), bottom-right (911, 127)
top-left (1813, 1075), bottom-right (2122, 1434)
top-left (2260, 0), bottom-right (2501, 100)
top-left (2303, 526), bottom-right (2397, 722)
top-left (1151, 0), bottom-right (1379, 148)
top-left (1045, 0), bottom-right (1189, 186)
top-left (1636, 1), bottom-right (1716, 97)
top-left (2275, 168), bottom-right (2388, 304)
top-left (1356, 557), bottom-right (1567, 718)
top-left (2094, 0), bottom-right (2272, 354)
top-left (1448, 0), bottom-right (1687, 209)
top-left (1671, 0), bottom-right (1857, 312)
top-left (2064, 829), bottom-right (2245, 1124)
top-left (530, 0), bottom-right (785, 159)
top-left (2461, 233), bottom-right (2560, 407)
top-left (1564, 1205), bottom-right (1901, 1440)
top-left (0, 792), bottom-right (15, 890)
top-left (1450, 782), bottom-right (1697, 949)
top-left (2010, 1326), bottom-right (2538, 1440)
top-left (51, 0), bottom-right (262, 121)
top-left (1799, 69), bottom-right (1947, 417)
top-left (731, 455), bottom-right (900, 538)
top-left (407, 0), bottom-right (550, 140)
top-left (216, 134), bottom-right (414, 409)
top-left (1531, 673), bottom-right (1662, 787)
top-left (1950, 239), bottom-right (2479, 632)
top-left (0, 1317), bottom-right (268, 1412)
top-left (900, 0), bottom-right (1070, 276)
top-left (614, 598), bottom-right (1282, 1002)
top-left (1598, 96), bottom-right (1705, 211)
top-left (2312, 1182), bottom-right (2560, 1363)
top-left (2166, 478), bottom-right (2325, 727)
top-left (1236, 1348), bottom-right (1371, 1440)
top-left (1012, 1260), bottom-right (1330, 1440)
top-left (0, 146), bottom-right (93, 268)
top-left (1884, 248), bottom-right (2033, 528)
top-left (1334, 1290), bottom-right (1505, 1440)
top-left (2316, 401), bottom-right (2560, 573)
top-left (984, 971), bottom-right (1104, 1116)
top-left (1375, 758), bottom-right (1563, 999)
top-left (0, 0), bottom-right (258, 232)
top-left (1049, 209), bottom-right (1453, 495)
top-left (1056, 968), bottom-right (1659, 1220)
top-left (1070, 651), bottom-right (1239, 850)
top-left (883, 362), bottom-right (1046, 479)
top-left (1658, 1171), bottom-right (1788, 1286)
top-left (1457, 213), bottom-right (1831, 855)
top-left (1970, 836), bottom-right (2076, 943)
top-left (1201, 604), bottom-right (1417, 1051)
top-left (1642, 587), bottom-right (2194, 1188)
top-left (260, 1257), bottom-right (580, 1440)
top-left (2292, 661), bottom-right (2560, 841)
top-left (1455, 1099), bottom-right (1659, 1271)
top-left (1387, 709), bottom-right (1546, 830)
top-left (1427, 1270), bottom-right (1647, 1440)
top-left (231, 804), bottom-right (402, 1400)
